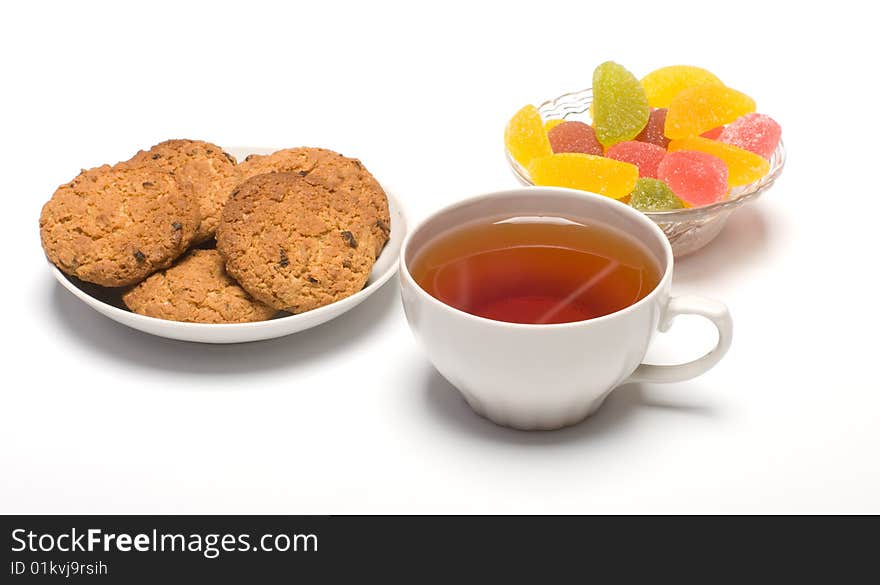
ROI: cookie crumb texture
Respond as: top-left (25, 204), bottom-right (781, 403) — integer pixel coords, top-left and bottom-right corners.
top-left (40, 164), bottom-right (199, 287)
top-left (217, 172), bottom-right (377, 313)
top-left (122, 249), bottom-right (277, 323)
top-left (239, 147), bottom-right (390, 256)
top-left (127, 139), bottom-right (240, 242)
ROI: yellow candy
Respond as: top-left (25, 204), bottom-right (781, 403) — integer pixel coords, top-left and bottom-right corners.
top-left (528, 153), bottom-right (639, 200)
top-left (665, 84), bottom-right (756, 139)
top-left (544, 119), bottom-right (565, 132)
top-left (640, 65), bottom-right (723, 108)
top-left (505, 105), bottom-right (552, 168)
top-left (668, 137), bottom-right (770, 186)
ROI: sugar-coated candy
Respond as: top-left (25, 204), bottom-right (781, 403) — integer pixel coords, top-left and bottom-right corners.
top-left (528, 153), bottom-right (639, 200)
top-left (504, 61), bottom-right (779, 211)
top-left (629, 178), bottom-right (684, 212)
top-left (544, 119), bottom-right (566, 132)
top-left (640, 65), bottom-right (723, 108)
top-left (548, 121), bottom-right (604, 155)
top-left (719, 113), bottom-right (781, 159)
top-left (701, 126), bottom-right (724, 140)
top-left (665, 84), bottom-right (756, 139)
top-left (605, 141), bottom-right (666, 178)
top-left (657, 151), bottom-right (728, 207)
top-left (505, 105), bottom-right (552, 168)
top-left (668, 137), bottom-right (770, 186)
top-left (592, 61), bottom-right (650, 147)
top-left (635, 108), bottom-right (670, 148)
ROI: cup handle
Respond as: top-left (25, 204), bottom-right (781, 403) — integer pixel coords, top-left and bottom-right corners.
top-left (626, 295), bottom-right (733, 384)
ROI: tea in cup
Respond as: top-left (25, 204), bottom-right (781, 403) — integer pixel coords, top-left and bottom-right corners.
top-left (400, 187), bottom-right (732, 430)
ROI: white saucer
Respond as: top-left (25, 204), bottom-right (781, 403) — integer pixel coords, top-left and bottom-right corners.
top-left (48, 146), bottom-right (408, 344)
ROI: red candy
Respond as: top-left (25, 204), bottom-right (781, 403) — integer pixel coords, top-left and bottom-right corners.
top-left (605, 141), bottom-right (667, 178)
top-left (719, 113), bottom-right (781, 159)
top-left (634, 108), bottom-right (669, 148)
top-left (657, 150), bottom-right (728, 207)
top-left (701, 126), bottom-right (724, 140)
top-left (547, 121), bottom-right (603, 155)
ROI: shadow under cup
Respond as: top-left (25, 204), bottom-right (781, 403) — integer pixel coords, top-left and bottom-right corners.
top-left (399, 187), bottom-right (676, 430)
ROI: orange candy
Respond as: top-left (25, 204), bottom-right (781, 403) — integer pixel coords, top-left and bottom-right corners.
top-left (665, 85), bottom-right (756, 139)
top-left (528, 153), bottom-right (639, 200)
top-left (667, 137), bottom-right (770, 186)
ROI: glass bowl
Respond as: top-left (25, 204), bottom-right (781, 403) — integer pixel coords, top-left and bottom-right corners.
top-left (505, 88), bottom-right (786, 257)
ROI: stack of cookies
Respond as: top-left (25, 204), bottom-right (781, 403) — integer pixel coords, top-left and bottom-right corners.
top-left (40, 140), bottom-right (390, 324)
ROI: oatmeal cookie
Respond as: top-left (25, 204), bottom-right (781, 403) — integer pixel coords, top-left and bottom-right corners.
top-left (238, 147), bottom-right (390, 255)
top-left (40, 163), bottom-right (199, 287)
top-left (216, 172), bottom-right (376, 313)
top-left (122, 249), bottom-right (277, 323)
top-left (127, 139), bottom-right (240, 241)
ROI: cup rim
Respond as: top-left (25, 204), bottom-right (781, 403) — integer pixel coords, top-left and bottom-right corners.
top-left (400, 186), bottom-right (674, 329)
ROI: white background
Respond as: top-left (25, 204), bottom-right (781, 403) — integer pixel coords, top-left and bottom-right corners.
top-left (2, 0), bottom-right (877, 514)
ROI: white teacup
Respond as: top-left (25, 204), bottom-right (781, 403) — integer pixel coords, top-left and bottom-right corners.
top-left (399, 187), bottom-right (733, 431)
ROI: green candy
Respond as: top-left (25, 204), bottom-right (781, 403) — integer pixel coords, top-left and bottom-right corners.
top-left (629, 178), bottom-right (684, 212)
top-left (592, 61), bottom-right (650, 147)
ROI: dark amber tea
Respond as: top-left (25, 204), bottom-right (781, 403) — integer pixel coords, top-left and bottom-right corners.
top-left (410, 216), bottom-right (661, 324)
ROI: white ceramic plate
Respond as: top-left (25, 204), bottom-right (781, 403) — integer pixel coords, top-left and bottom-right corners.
top-left (48, 146), bottom-right (408, 343)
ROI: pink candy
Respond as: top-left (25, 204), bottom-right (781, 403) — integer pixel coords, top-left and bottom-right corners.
top-left (701, 126), bottom-right (724, 140)
top-left (605, 141), bottom-right (667, 178)
top-left (657, 150), bottom-right (728, 207)
top-left (719, 113), bottom-right (782, 159)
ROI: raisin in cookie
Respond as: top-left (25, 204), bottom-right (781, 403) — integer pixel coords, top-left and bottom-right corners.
top-left (127, 139), bottom-right (240, 241)
top-left (216, 172), bottom-right (376, 313)
top-left (238, 147), bottom-right (390, 256)
top-left (122, 249), bottom-right (276, 323)
top-left (40, 163), bottom-right (199, 287)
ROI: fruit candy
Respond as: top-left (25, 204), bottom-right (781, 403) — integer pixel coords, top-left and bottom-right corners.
top-left (528, 153), bottom-right (639, 200)
top-left (547, 121), bottom-right (603, 155)
top-left (665, 85), bottom-right (756, 139)
top-left (719, 113), bottom-right (782, 159)
top-left (668, 137), bottom-right (770, 186)
top-left (544, 119), bottom-right (566, 132)
top-left (640, 65), bottom-right (723, 108)
top-left (592, 61), bottom-right (650, 147)
top-left (657, 151), bottom-right (728, 207)
top-left (605, 141), bottom-right (666, 178)
top-left (635, 108), bottom-right (669, 148)
top-left (505, 105), bottom-right (552, 168)
top-left (701, 126), bottom-right (724, 140)
top-left (629, 178), bottom-right (684, 212)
